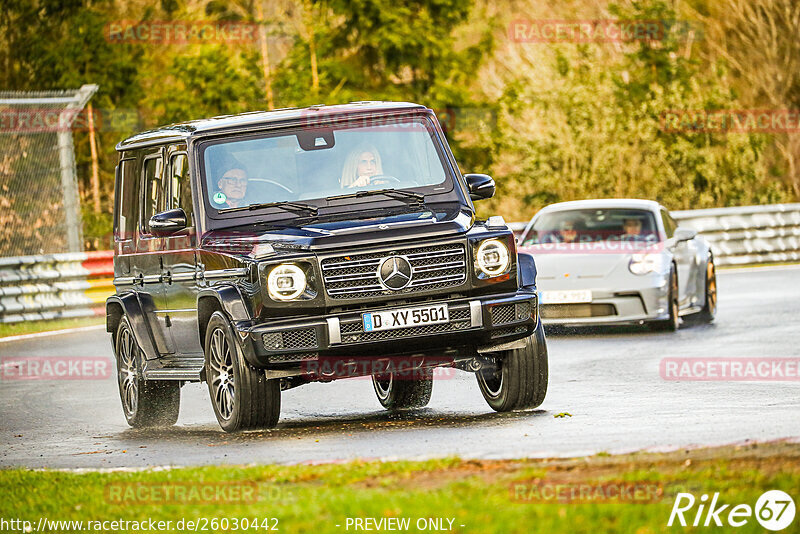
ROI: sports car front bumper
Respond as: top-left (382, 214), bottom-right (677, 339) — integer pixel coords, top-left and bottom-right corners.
top-left (538, 275), bottom-right (671, 326)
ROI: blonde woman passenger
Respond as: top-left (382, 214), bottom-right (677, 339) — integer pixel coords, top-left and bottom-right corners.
top-left (340, 146), bottom-right (383, 189)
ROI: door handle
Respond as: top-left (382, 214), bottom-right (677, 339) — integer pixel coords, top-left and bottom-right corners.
top-left (162, 271), bottom-right (172, 284)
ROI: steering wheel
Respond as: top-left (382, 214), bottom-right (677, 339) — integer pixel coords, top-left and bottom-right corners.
top-left (368, 175), bottom-right (402, 186)
top-left (250, 178), bottom-right (295, 194)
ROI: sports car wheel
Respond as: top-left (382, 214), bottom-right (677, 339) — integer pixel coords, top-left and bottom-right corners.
top-left (205, 312), bottom-right (280, 432)
top-left (477, 326), bottom-right (548, 412)
top-left (115, 316), bottom-right (180, 428)
top-left (696, 257), bottom-right (717, 323)
top-left (650, 266), bottom-right (679, 332)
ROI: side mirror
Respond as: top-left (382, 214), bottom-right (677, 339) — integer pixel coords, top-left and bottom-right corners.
top-left (464, 173), bottom-right (495, 201)
top-left (674, 227), bottom-right (697, 242)
top-left (149, 208), bottom-right (187, 236)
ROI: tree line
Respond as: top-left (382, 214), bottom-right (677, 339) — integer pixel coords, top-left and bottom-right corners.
top-left (1, 0), bottom-right (797, 248)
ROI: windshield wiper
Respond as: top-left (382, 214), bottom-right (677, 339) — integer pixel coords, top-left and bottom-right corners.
top-left (326, 188), bottom-right (425, 205)
top-left (220, 200), bottom-right (318, 216)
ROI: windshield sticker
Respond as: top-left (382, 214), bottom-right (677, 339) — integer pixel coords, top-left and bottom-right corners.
top-left (213, 192), bottom-right (227, 205)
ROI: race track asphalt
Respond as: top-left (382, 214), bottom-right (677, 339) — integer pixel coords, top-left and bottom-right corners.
top-left (1, 265), bottom-right (798, 468)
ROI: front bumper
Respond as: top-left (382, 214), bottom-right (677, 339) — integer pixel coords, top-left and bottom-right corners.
top-left (234, 291), bottom-right (538, 369)
top-left (539, 278), bottom-right (670, 326)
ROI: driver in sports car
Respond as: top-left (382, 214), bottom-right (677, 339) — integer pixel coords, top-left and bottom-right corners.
top-left (621, 216), bottom-right (655, 243)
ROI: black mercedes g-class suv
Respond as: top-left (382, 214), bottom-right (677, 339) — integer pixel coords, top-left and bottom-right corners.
top-left (107, 102), bottom-right (547, 432)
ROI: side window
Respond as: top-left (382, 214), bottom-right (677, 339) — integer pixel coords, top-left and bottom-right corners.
top-left (668, 213), bottom-right (679, 235)
top-left (114, 159), bottom-right (138, 241)
top-left (660, 209), bottom-right (676, 238)
top-left (169, 153), bottom-right (193, 227)
top-left (142, 155), bottom-right (165, 234)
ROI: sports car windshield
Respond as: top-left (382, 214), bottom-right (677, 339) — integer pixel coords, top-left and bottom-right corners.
top-left (200, 116), bottom-right (449, 214)
top-left (524, 208), bottom-right (659, 245)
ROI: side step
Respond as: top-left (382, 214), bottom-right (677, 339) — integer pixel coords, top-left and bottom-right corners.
top-left (143, 357), bottom-right (204, 381)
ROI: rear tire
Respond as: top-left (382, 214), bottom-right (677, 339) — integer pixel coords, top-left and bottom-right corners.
top-left (372, 368), bottom-right (433, 410)
top-left (696, 257), bottom-right (717, 323)
top-left (476, 326), bottom-right (548, 412)
top-left (115, 316), bottom-right (180, 428)
top-left (205, 312), bottom-right (280, 432)
top-left (650, 267), bottom-right (679, 332)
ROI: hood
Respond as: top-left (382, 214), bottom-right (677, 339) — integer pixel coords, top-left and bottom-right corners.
top-left (201, 206), bottom-right (475, 255)
top-left (520, 241), bottom-right (664, 281)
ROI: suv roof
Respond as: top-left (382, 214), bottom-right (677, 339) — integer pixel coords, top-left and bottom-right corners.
top-left (116, 101), bottom-right (427, 152)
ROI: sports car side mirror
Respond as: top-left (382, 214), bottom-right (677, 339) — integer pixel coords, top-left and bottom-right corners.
top-left (674, 227), bottom-right (697, 242)
top-left (465, 173), bottom-right (495, 201)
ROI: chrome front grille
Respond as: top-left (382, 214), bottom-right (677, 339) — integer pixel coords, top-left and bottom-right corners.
top-left (321, 243), bottom-right (467, 299)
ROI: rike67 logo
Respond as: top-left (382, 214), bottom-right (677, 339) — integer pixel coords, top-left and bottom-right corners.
top-left (668, 490), bottom-right (795, 531)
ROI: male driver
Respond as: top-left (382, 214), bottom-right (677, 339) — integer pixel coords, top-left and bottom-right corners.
top-left (622, 217), bottom-right (644, 240)
top-left (216, 168), bottom-right (248, 208)
top-left (557, 220), bottom-right (578, 243)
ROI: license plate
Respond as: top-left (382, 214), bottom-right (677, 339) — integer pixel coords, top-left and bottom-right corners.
top-left (539, 290), bottom-right (592, 304)
top-left (363, 304), bottom-right (449, 332)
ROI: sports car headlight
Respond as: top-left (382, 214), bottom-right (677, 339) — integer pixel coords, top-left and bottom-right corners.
top-left (476, 239), bottom-right (510, 277)
top-left (267, 264), bottom-right (307, 301)
top-left (629, 254), bottom-right (660, 275)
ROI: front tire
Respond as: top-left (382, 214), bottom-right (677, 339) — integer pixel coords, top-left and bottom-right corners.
top-left (372, 368), bottom-right (433, 410)
top-left (476, 326), bottom-right (548, 412)
top-left (115, 316), bottom-right (180, 428)
top-left (650, 266), bottom-right (679, 332)
top-left (205, 312), bottom-right (280, 432)
top-left (696, 257), bottom-right (717, 323)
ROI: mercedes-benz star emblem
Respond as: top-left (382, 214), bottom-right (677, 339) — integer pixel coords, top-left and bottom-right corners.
top-left (379, 256), bottom-right (412, 290)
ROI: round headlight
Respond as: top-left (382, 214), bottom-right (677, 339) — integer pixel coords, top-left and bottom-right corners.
top-left (267, 264), bottom-right (307, 301)
top-left (477, 239), bottom-right (510, 276)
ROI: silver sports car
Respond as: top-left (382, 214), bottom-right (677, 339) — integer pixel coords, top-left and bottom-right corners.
top-left (518, 199), bottom-right (717, 330)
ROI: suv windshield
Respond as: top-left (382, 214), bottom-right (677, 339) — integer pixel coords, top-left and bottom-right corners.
top-left (200, 115), bottom-right (449, 214)
top-left (524, 208), bottom-right (659, 245)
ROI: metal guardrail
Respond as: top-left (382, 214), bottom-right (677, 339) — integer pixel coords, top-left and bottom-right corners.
top-left (671, 203), bottom-right (800, 266)
top-left (510, 203), bottom-right (800, 267)
top-left (0, 251), bottom-right (113, 324)
top-left (0, 204), bottom-right (798, 324)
